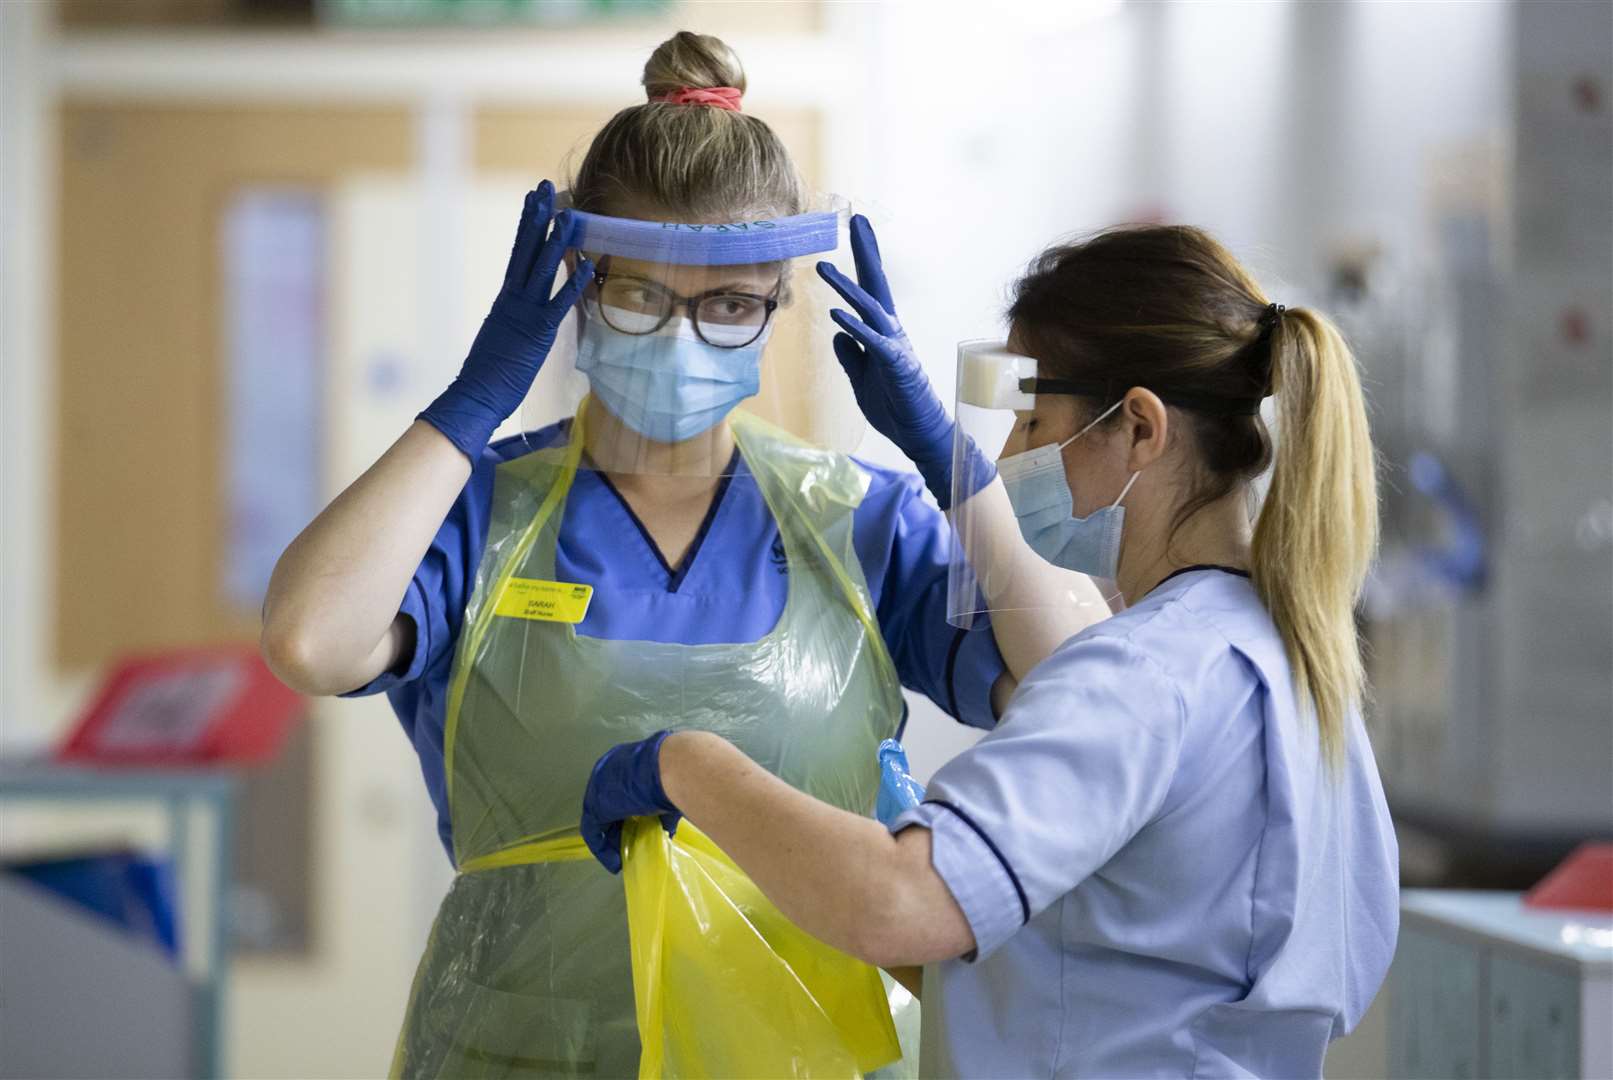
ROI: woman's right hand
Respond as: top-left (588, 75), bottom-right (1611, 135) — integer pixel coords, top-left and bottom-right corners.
top-left (263, 183), bottom-right (590, 696)
top-left (418, 180), bottom-right (592, 461)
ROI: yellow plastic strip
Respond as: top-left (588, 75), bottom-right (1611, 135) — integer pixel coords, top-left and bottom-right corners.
top-left (731, 413), bottom-right (894, 676)
top-left (443, 401), bottom-right (590, 844)
top-left (458, 834), bottom-right (595, 874)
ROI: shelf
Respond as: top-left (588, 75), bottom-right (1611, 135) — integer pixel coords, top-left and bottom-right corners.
top-left (49, 26), bottom-right (862, 106)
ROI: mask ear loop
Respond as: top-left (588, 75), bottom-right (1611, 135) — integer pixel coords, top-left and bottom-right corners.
top-left (1110, 470), bottom-right (1142, 509)
top-left (1059, 397), bottom-right (1124, 450)
top-left (1073, 399), bottom-right (1133, 614)
top-left (1097, 464), bottom-right (1144, 612)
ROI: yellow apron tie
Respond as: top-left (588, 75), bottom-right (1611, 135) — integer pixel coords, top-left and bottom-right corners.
top-left (458, 834), bottom-right (595, 875)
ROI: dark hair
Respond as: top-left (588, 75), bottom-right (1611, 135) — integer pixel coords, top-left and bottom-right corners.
top-left (1009, 225), bottom-right (1277, 507)
top-left (1008, 224), bottom-right (1379, 763)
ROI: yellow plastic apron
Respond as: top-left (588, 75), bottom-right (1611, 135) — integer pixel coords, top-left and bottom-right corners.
top-left (391, 404), bottom-right (906, 1078)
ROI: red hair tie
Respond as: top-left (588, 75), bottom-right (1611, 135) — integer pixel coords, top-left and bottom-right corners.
top-left (653, 86), bottom-right (743, 112)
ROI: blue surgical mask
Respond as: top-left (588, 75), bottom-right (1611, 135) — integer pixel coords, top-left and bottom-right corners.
top-left (575, 300), bottom-right (766, 444)
top-left (997, 400), bottom-right (1141, 578)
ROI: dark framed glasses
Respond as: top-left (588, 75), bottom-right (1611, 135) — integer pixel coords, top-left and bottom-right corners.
top-left (589, 269), bottom-right (781, 349)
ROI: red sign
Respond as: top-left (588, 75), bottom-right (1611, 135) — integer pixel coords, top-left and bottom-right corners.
top-left (56, 647), bottom-right (303, 766)
top-left (1526, 843), bottom-right (1613, 914)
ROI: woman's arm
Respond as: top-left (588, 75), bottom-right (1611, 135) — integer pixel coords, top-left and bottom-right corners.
top-left (261, 421), bottom-right (470, 695)
top-left (949, 475), bottom-right (1110, 679)
top-left (658, 730), bottom-right (975, 969)
top-left (818, 218), bottom-right (1105, 685)
top-left (261, 181), bottom-right (588, 696)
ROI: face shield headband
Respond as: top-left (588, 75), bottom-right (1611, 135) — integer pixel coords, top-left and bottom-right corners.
top-left (565, 205), bottom-right (843, 266)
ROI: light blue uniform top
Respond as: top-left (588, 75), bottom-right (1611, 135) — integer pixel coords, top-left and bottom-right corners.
top-left (892, 568), bottom-right (1399, 1079)
top-left (348, 420), bottom-right (1006, 857)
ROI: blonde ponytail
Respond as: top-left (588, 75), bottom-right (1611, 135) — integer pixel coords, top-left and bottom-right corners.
top-left (1251, 309), bottom-right (1379, 764)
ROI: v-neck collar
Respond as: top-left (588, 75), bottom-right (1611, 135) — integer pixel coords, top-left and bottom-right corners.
top-left (593, 448), bottom-right (744, 593)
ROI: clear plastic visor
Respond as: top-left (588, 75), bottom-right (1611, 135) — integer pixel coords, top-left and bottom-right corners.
top-left (947, 339), bottom-right (1116, 628)
top-left (517, 200), bottom-right (862, 479)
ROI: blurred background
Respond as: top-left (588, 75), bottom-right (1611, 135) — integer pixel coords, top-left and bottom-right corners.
top-left (1, 1), bottom-right (1608, 1077)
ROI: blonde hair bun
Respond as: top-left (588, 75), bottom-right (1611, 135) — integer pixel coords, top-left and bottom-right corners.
top-left (571, 29), bottom-right (800, 217)
top-left (643, 31), bottom-right (747, 100)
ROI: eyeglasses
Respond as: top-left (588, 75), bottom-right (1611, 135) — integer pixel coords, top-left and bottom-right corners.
top-left (589, 269), bottom-right (781, 349)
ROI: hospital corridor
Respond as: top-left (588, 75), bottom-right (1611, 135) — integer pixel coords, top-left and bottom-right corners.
top-left (1, 1), bottom-right (1609, 1077)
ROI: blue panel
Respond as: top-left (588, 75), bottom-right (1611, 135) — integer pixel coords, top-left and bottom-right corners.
top-left (4, 853), bottom-right (180, 961)
top-left (221, 190), bottom-right (325, 611)
top-left (569, 208), bottom-right (841, 266)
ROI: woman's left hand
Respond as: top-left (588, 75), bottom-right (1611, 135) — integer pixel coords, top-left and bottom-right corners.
top-left (818, 216), bottom-right (985, 509)
top-left (580, 731), bottom-right (682, 874)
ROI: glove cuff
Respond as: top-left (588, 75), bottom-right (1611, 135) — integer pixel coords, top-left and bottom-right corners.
top-left (918, 434), bottom-right (995, 512)
top-left (418, 388), bottom-right (501, 464)
top-left (642, 729), bottom-right (677, 812)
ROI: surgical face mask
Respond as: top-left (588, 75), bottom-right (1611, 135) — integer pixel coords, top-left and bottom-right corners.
top-left (575, 300), bottom-right (767, 444)
top-left (997, 400), bottom-right (1140, 579)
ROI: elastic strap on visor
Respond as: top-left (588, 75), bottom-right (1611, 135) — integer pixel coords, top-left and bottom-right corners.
top-left (1020, 377), bottom-right (1265, 417)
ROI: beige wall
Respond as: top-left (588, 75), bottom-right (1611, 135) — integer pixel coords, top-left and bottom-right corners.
top-left (55, 102), bottom-right (415, 671)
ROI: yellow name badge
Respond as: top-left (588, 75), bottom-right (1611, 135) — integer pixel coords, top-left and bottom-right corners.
top-left (493, 578), bottom-right (595, 625)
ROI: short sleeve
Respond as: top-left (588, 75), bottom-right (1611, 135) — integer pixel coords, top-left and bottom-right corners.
top-left (340, 448), bottom-right (499, 697)
top-left (854, 464), bottom-right (1007, 730)
top-left (890, 633), bottom-right (1186, 958)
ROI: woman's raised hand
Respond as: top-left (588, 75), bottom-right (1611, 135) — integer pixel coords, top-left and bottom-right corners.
top-left (418, 180), bottom-right (593, 461)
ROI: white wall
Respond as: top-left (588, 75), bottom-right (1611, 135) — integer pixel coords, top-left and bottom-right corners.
top-left (0, 0), bottom-right (58, 758)
top-left (841, 1), bottom-right (1509, 783)
top-left (836, 1), bottom-right (1137, 777)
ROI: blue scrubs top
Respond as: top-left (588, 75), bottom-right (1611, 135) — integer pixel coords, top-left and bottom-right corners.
top-left (892, 568), bottom-right (1399, 1079)
top-left (349, 421), bottom-right (1007, 857)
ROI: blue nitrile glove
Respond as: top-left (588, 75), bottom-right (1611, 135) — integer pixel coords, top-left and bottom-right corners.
top-left (580, 731), bottom-right (682, 875)
top-left (816, 215), bottom-right (994, 510)
top-left (418, 180), bottom-right (593, 462)
top-left (875, 738), bottom-right (926, 827)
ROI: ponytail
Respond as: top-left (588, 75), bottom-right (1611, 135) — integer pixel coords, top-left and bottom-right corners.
top-left (1007, 225), bottom-right (1380, 765)
top-left (1251, 309), bottom-right (1379, 765)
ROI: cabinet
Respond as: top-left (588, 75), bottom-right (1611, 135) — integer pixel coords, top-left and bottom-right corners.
top-left (1389, 891), bottom-right (1612, 1079)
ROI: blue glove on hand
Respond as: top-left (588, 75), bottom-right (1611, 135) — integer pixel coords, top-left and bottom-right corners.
top-left (875, 738), bottom-right (926, 828)
top-left (580, 731), bottom-right (681, 875)
top-left (816, 215), bottom-right (994, 510)
top-left (419, 180), bottom-right (592, 462)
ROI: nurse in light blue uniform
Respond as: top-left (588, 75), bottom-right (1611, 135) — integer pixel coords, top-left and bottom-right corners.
top-left (583, 222), bottom-right (1400, 1078)
top-left (890, 565), bottom-right (1398, 1077)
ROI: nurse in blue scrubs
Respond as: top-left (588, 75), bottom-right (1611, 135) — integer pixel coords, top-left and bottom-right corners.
top-left (261, 32), bottom-right (1083, 1078)
top-left (583, 221), bottom-right (1401, 1079)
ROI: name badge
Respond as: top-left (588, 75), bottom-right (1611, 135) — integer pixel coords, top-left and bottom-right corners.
top-left (494, 578), bottom-right (594, 624)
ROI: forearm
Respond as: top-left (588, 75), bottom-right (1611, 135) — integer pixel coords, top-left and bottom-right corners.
top-left (658, 731), bottom-right (974, 968)
top-left (262, 420), bottom-right (469, 694)
top-left (952, 477), bottom-right (1107, 680)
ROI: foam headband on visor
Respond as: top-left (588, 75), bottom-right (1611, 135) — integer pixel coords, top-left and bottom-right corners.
top-left (566, 207), bottom-right (842, 266)
top-left (957, 339), bottom-right (1263, 416)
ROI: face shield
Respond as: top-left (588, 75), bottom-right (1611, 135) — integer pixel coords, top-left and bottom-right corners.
top-left (520, 199), bottom-right (861, 478)
top-left (946, 339), bottom-right (1116, 629)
